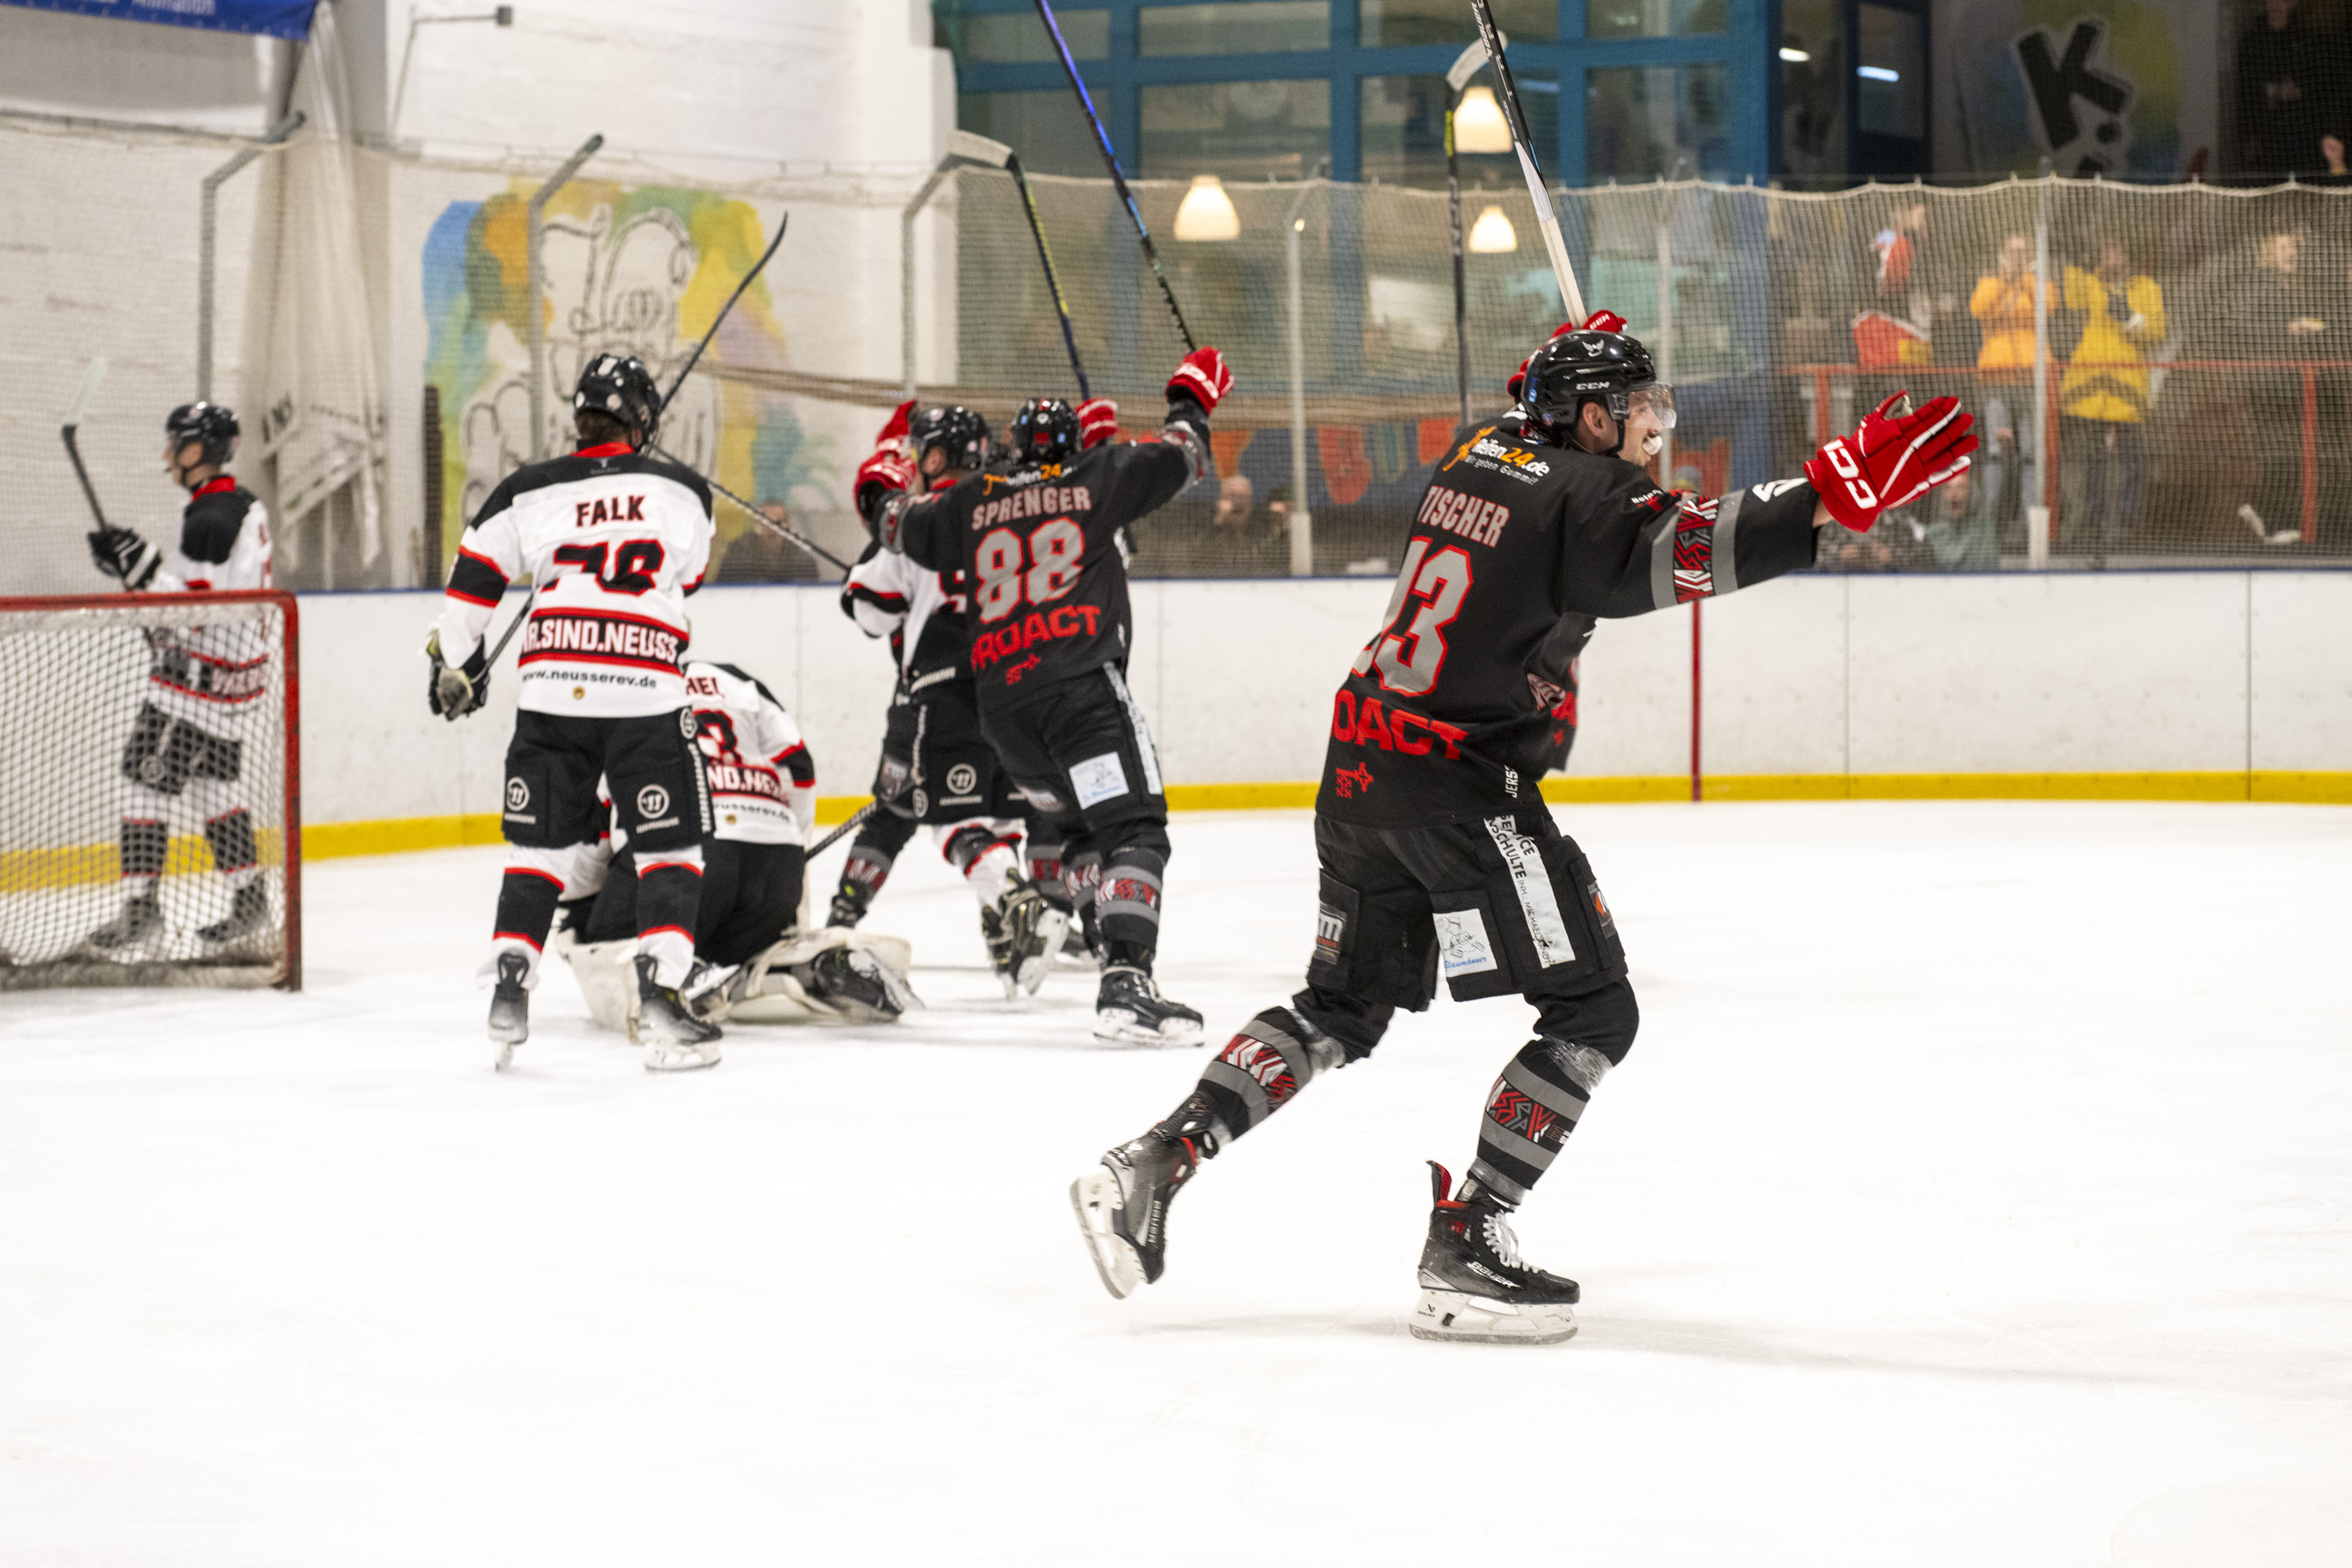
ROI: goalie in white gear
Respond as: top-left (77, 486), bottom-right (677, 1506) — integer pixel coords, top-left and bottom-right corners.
top-left (557, 658), bottom-right (919, 1033)
top-left (81, 402), bottom-right (276, 955)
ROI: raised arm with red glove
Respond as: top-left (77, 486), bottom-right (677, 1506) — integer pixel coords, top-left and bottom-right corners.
top-left (1076, 397), bottom-right (1120, 448)
top-left (852, 397), bottom-right (917, 522)
top-left (1802, 392), bottom-right (1977, 532)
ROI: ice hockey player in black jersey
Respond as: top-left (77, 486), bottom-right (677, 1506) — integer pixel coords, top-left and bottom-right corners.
top-left (837, 403), bottom-right (1067, 996)
top-left (427, 354), bottom-right (723, 1073)
top-left (1073, 321), bottom-right (1976, 1341)
top-left (81, 402), bottom-right (277, 954)
top-left (881, 350), bottom-right (1234, 1045)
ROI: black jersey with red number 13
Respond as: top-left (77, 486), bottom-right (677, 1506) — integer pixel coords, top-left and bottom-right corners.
top-left (1319, 419), bottom-right (1825, 829)
top-left (895, 428), bottom-right (1198, 710)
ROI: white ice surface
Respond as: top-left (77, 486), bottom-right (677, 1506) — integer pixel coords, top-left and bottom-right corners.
top-left (3, 802), bottom-right (2350, 1567)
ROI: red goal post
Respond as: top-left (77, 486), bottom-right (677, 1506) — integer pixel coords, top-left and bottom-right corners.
top-left (0, 590), bottom-right (300, 992)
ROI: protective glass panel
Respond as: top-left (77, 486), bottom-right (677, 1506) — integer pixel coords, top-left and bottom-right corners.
top-left (1139, 79), bottom-right (1331, 180)
top-left (1587, 0), bottom-right (1726, 41)
top-left (1359, 71), bottom-right (1557, 191)
top-left (1857, 4), bottom-right (1926, 140)
top-left (1358, 0), bottom-right (1559, 45)
top-left (1586, 64), bottom-right (1732, 182)
top-left (1777, 0), bottom-right (1846, 183)
top-left (1137, 2), bottom-right (1329, 56)
top-left (957, 7), bottom-right (1110, 63)
top-left (959, 89), bottom-right (1111, 178)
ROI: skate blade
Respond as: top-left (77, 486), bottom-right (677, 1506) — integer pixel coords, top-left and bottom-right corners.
top-left (492, 1040), bottom-right (517, 1073)
top-left (1407, 1288), bottom-right (1577, 1346)
top-left (1017, 911), bottom-right (1070, 996)
top-left (1069, 1171), bottom-right (1145, 1300)
top-left (1091, 1009), bottom-right (1205, 1048)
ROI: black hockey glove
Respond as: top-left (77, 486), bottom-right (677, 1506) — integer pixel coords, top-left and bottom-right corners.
top-left (426, 629), bottom-right (491, 720)
top-left (89, 525), bottom-right (159, 590)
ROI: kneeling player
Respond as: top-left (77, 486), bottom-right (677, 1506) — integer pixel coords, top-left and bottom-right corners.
top-left (881, 358), bottom-right (1237, 1045)
top-left (428, 353), bottom-right (722, 1073)
top-left (82, 403), bottom-right (274, 953)
top-left (1073, 322), bottom-right (1976, 1341)
top-left (562, 658), bottom-right (916, 1030)
top-left (840, 404), bottom-right (1065, 994)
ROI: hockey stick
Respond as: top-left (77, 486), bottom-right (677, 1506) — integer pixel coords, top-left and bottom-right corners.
top-left (61, 357), bottom-right (111, 532)
top-left (645, 440), bottom-right (852, 574)
top-left (1006, 150), bottom-right (1090, 400)
top-left (1031, 0), bottom-right (1196, 351)
top-left (658, 212), bottom-right (789, 415)
top-left (807, 800), bottom-right (877, 858)
top-left (1468, 0), bottom-right (1588, 325)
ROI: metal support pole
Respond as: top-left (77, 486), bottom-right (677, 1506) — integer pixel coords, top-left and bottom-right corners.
top-left (528, 133), bottom-right (603, 461)
top-left (2028, 165), bottom-right (2053, 568)
top-left (198, 110), bottom-right (303, 401)
top-left (1655, 193), bottom-right (1675, 485)
top-left (1284, 162), bottom-right (1327, 579)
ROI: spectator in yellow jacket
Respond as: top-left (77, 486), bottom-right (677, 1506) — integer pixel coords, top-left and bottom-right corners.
top-left (2059, 238), bottom-right (2167, 557)
top-left (1970, 234), bottom-right (2058, 525)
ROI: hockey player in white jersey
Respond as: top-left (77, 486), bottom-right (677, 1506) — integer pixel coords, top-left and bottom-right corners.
top-left (427, 353), bottom-right (722, 1072)
top-left (560, 658), bottom-right (918, 1031)
top-left (82, 402), bottom-right (276, 952)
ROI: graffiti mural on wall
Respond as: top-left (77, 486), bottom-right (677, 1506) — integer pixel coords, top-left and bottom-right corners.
top-left (1940, 0), bottom-right (2218, 178)
top-left (421, 183), bottom-right (833, 561)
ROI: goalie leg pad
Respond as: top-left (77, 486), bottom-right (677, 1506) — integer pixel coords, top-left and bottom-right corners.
top-left (558, 931), bottom-right (643, 1038)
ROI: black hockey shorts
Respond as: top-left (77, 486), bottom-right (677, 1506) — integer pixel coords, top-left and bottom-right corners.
top-left (119, 702), bottom-right (241, 794)
top-left (871, 677), bottom-right (1024, 827)
top-left (981, 663), bottom-right (1166, 841)
top-left (588, 837), bottom-right (804, 967)
top-left (503, 707), bottom-right (709, 855)
top-left (1299, 806), bottom-right (1631, 1061)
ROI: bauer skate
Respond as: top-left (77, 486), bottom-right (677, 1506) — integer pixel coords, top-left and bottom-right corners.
top-left (995, 880), bottom-right (1067, 998)
top-left (801, 944), bottom-right (919, 1021)
top-left (1093, 965), bottom-right (1203, 1047)
top-left (197, 881), bottom-right (269, 946)
top-left (488, 951), bottom-right (531, 1070)
top-left (1070, 1121), bottom-right (1209, 1298)
top-left (1408, 1162), bottom-right (1579, 1345)
top-left (85, 889), bottom-right (163, 953)
top-left (636, 954), bottom-right (722, 1072)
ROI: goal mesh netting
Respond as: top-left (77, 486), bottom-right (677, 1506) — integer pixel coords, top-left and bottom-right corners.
top-left (0, 593), bottom-right (299, 992)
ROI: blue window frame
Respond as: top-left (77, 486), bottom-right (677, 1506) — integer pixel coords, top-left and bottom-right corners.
top-left (942, 0), bottom-right (1773, 185)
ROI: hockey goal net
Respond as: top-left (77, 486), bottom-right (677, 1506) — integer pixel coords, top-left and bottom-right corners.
top-left (0, 592), bottom-right (299, 991)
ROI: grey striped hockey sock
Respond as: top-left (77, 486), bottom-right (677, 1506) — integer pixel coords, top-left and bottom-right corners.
top-left (1465, 1037), bottom-right (1613, 1207)
top-left (1176, 1006), bottom-right (1348, 1149)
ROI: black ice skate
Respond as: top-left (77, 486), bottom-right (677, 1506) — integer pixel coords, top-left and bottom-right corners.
top-left (488, 951), bottom-right (530, 1071)
top-left (197, 881), bottom-right (269, 946)
top-left (1093, 964), bottom-right (1203, 1047)
top-left (636, 953), bottom-right (722, 1072)
top-left (995, 880), bottom-right (1067, 998)
top-left (1408, 1162), bottom-right (1579, 1346)
top-left (87, 889), bottom-right (163, 952)
top-left (802, 944), bottom-right (919, 1020)
top-left (1070, 1116), bottom-right (1213, 1299)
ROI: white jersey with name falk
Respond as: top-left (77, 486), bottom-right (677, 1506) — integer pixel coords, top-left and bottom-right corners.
top-left (431, 441), bottom-right (715, 720)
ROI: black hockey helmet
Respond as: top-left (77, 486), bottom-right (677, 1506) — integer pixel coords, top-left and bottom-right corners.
top-left (1007, 398), bottom-right (1081, 467)
top-left (573, 352), bottom-right (662, 448)
top-left (910, 405), bottom-right (992, 477)
top-left (1519, 328), bottom-right (1670, 454)
top-left (164, 401), bottom-right (239, 470)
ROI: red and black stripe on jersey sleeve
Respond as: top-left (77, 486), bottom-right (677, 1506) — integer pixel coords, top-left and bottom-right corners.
top-left (775, 741), bottom-right (814, 787)
top-left (446, 546), bottom-right (510, 607)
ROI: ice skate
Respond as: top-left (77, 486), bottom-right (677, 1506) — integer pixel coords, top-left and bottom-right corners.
top-left (1054, 916), bottom-right (1097, 970)
top-left (1407, 1162), bottom-right (1579, 1346)
top-left (1093, 965), bottom-right (1203, 1046)
top-left (996, 880), bottom-right (1066, 997)
top-left (1070, 1125), bottom-right (1206, 1299)
top-left (488, 951), bottom-right (530, 1070)
top-left (802, 944), bottom-right (918, 1020)
top-left (637, 954), bottom-right (722, 1072)
top-left (681, 958), bottom-right (742, 1022)
top-left (197, 881), bottom-right (269, 946)
top-left (86, 889), bottom-right (163, 953)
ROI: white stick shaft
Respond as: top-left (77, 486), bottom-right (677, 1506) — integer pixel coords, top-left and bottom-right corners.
top-left (1512, 145), bottom-right (1588, 325)
top-left (65, 357), bottom-right (108, 429)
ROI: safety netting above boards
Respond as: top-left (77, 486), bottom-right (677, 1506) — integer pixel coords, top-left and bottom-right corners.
top-left (9, 100), bottom-right (2350, 594)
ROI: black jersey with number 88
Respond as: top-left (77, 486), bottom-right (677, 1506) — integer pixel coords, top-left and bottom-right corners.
top-left (1318, 419), bottom-right (1824, 829)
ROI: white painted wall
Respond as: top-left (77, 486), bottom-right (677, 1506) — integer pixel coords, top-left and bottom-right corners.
top-left (293, 571), bottom-right (2352, 827)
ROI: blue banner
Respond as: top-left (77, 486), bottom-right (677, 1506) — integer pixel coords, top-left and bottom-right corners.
top-left (2, 0), bottom-right (318, 42)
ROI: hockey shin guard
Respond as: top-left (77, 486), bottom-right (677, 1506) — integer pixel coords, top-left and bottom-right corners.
top-left (1098, 843), bottom-right (1167, 968)
top-left (832, 811), bottom-right (916, 927)
top-left (633, 844), bottom-right (705, 989)
top-left (488, 848), bottom-right (572, 986)
top-left (119, 815), bottom-right (168, 895)
top-left (201, 808), bottom-right (259, 891)
top-left (1465, 1038), bottom-right (1613, 1207)
top-left (1026, 834), bottom-right (1073, 913)
top-left (1178, 1007), bottom-right (1348, 1152)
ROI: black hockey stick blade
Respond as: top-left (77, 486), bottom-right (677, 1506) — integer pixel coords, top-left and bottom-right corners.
top-left (647, 441), bottom-right (851, 575)
top-left (1467, 0), bottom-right (1587, 324)
top-left (659, 212), bottom-right (789, 415)
top-left (61, 356), bottom-right (111, 529)
top-left (1032, 0), bottom-right (1196, 351)
top-left (808, 800), bottom-right (877, 857)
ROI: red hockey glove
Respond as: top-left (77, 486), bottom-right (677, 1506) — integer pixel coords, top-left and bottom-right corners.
top-left (1077, 397), bottom-right (1120, 448)
top-left (874, 397), bottom-right (916, 447)
top-left (1803, 392), bottom-right (1977, 532)
top-left (1166, 347), bottom-right (1232, 415)
top-left (854, 447), bottom-right (915, 517)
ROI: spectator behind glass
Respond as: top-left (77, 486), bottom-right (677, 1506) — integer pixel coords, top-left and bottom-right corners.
top-left (1970, 233), bottom-right (2056, 529)
top-left (2238, 0), bottom-right (2334, 176)
top-left (2059, 238), bottom-right (2167, 560)
top-left (1918, 463), bottom-right (1998, 570)
top-left (2230, 230), bottom-right (2325, 544)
